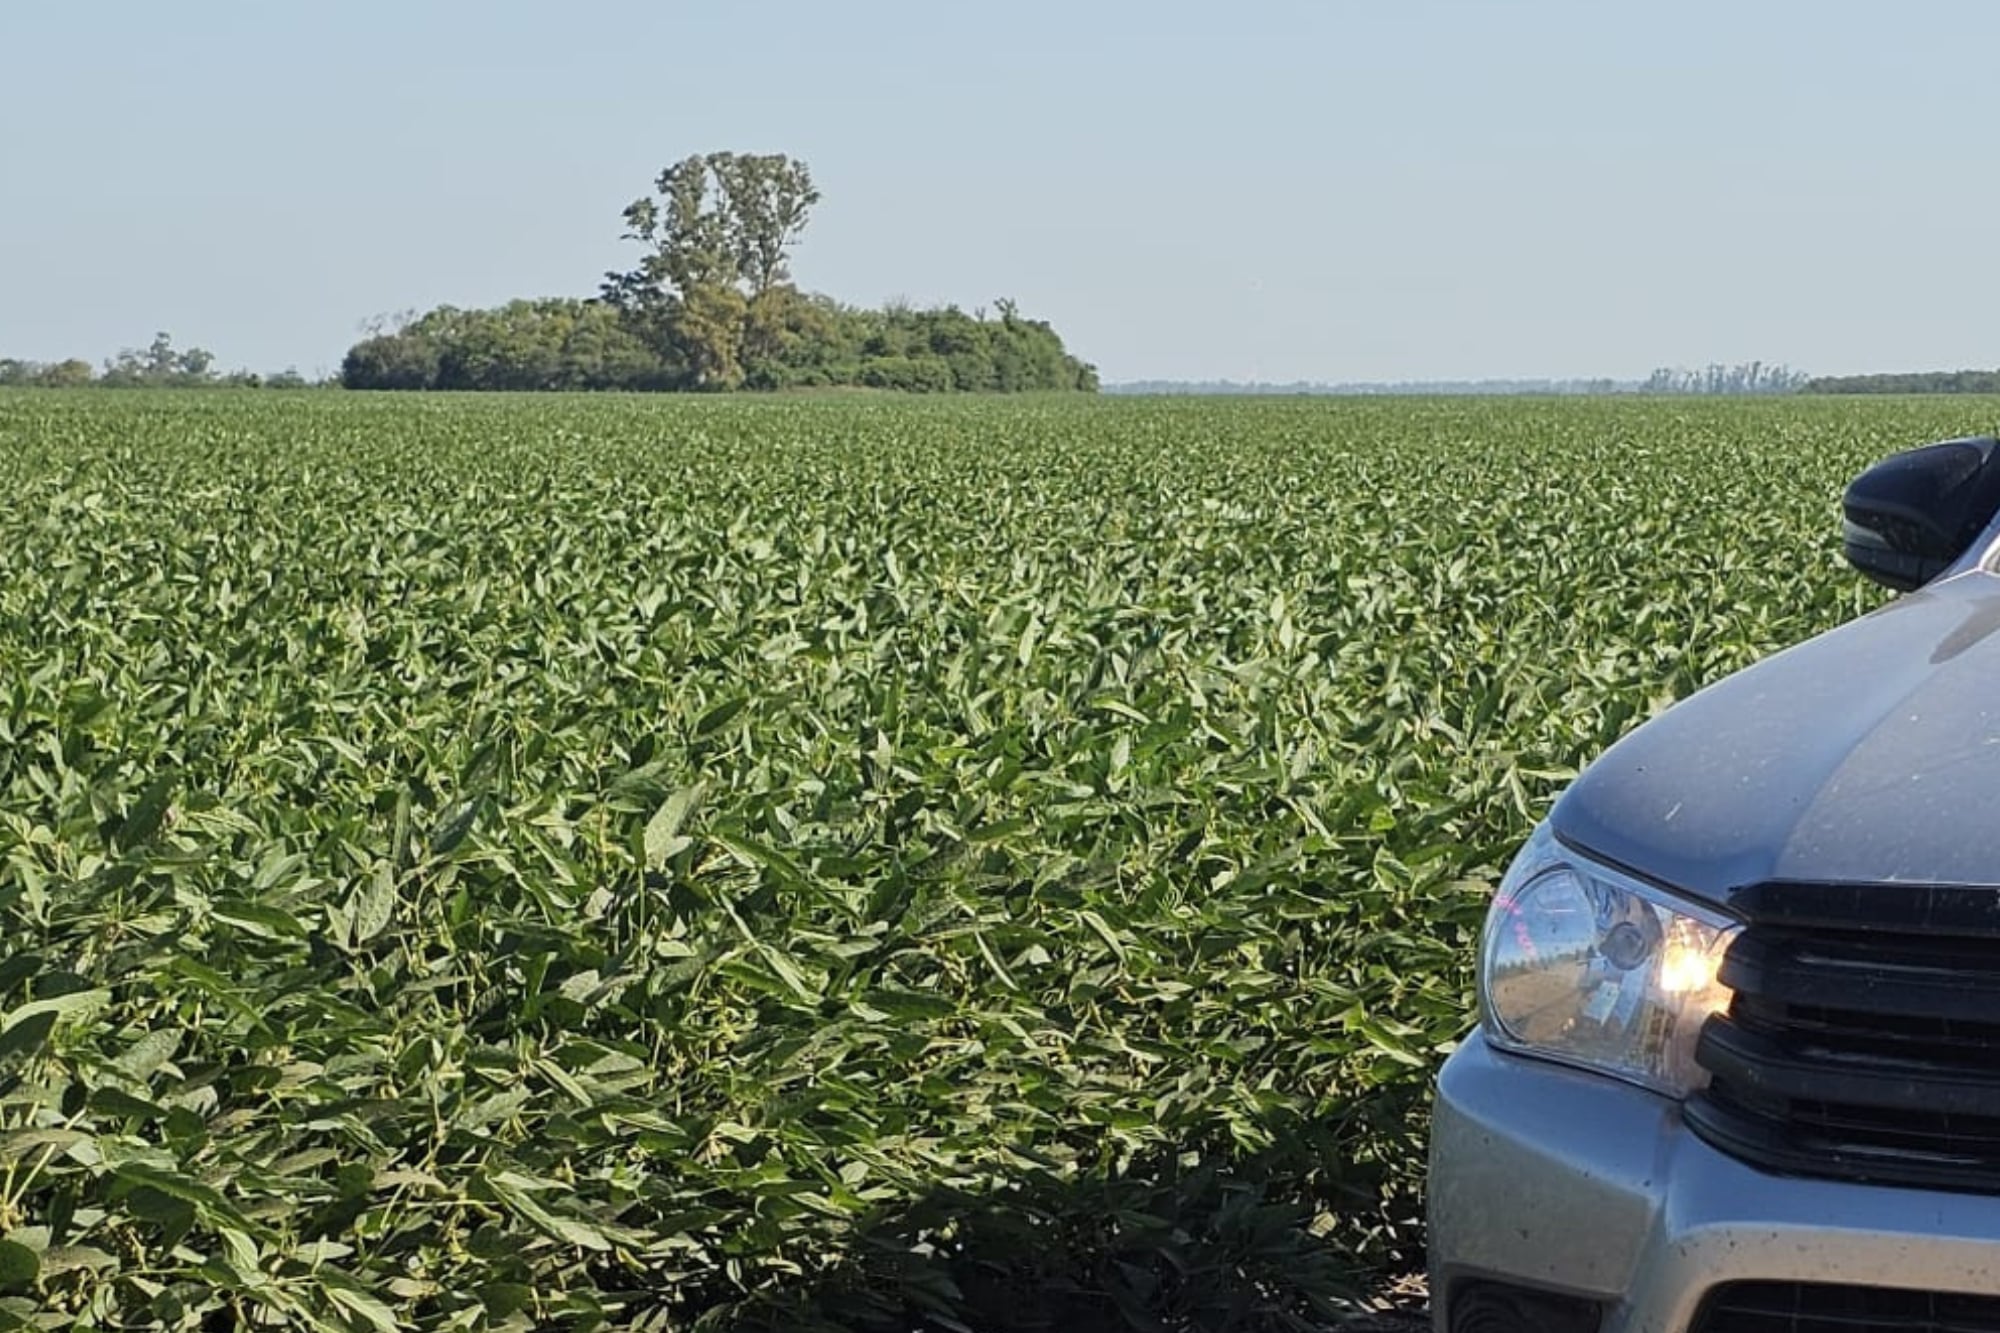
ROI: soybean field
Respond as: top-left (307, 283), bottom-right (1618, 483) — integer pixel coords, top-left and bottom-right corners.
top-left (0, 392), bottom-right (1967, 1331)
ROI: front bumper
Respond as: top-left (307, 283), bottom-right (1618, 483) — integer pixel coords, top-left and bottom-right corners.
top-left (1427, 1032), bottom-right (2000, 1332)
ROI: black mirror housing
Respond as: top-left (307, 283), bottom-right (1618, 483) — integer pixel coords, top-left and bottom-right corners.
top-left (1843, 437), bottom-right (2000, 592)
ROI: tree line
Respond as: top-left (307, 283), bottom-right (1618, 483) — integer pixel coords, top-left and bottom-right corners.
top-left (341, 292), bottom-right (1096, 394)
top-left (1801, 369), bottom-right (2000, 394)
top-left (342, 152), bottom-right (1096, 394)
top-left (0, 333), bottom-right (316, 389)
top-left (1640, 362), bottom-right (1810, 394)
top-left (1106, 363), bottom-right (1814, 396)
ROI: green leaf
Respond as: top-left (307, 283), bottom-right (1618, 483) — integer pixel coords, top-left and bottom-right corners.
top-left (353, 862), bottom-right (396, 943)
top-left (112, 1161), bottom-right (255, 1232)
top-left (0, 1242), bottom-right (36, 1293)
top-left (115, 773), bottom-right (175, 852)
top-left (428, 799), bottom-right (480, 856)
top-left (972, 931), bottom-right (1018, 991)
top-left (693, 696), bottom-right (747, 738)
top-left (859, 988), bottom-right (958, 1021)
top-left (39, 1246), bottom-right (115, 1277)
top-left (115, 1028), bottom-right (181, 1080)
top-left (0, 1129), bottom-right (87, 1162)
top-left (0, 956), bottom-right (41, 996)
top-left (1078, 909), bottom-right (1128, 962)
top-left (0, 1012), bottom-right (54, 1064)
top-left (390, 787), bottom-right (413, 872)
top-left (644, 783), bottom-right (704, 870)
top-left (90, 1087), bottom-right (164, 1121)
top-left (478, 1283), bottom-right (535, 1318)
top-left (323, 1275), bottom-right (400, 1333)
top-left (481, 1172), bottom-right (611, 1252)
top-left (1, 989), bottom-right (110, 1054)
top-left (210, 901), bottom-right (309, 939)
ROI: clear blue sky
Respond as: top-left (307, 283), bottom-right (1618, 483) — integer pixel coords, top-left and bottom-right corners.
top-left (2, 1), bottom-right (1994, 384)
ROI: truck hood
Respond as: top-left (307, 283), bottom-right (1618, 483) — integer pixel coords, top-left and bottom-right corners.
top-left (1551, 571), bottom-right (2000, 906)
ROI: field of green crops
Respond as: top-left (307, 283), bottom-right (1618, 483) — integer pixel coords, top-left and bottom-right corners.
top-left (0, 391), bottom-right (1983, 1331)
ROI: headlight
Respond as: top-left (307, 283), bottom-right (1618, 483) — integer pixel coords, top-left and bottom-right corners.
top-left (1480, 823), bottom-right (1738, 1097)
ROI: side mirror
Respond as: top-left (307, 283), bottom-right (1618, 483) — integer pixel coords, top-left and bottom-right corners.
top-left (1843, 436), bottom-right (2000, 591)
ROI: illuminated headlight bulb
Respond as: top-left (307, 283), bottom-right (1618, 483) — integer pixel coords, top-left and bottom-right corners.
top-left (1480, 825), bottom-right (1738, 1097)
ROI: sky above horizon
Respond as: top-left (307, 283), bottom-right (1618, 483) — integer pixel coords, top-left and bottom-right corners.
top-left (3, 1), bottom-right (1994, 384)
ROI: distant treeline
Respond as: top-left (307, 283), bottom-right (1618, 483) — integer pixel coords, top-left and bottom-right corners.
top-left (1110, 362), bottom-right (1811, 397)
top-left (1106, 378), bottom-right (1637, 396)
top-left (1802, 369), bottom-right (2000, 394)
top-left (342, 294), bottom-right (1097, 394)
top-left (0, 334), bottom-right (316, 390)
top-left (1641, 362), bottom-right (1809, 394)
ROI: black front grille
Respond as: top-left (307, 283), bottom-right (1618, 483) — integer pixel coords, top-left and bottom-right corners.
top-left (1687, 882), bottom-right (2000, 1192)
top-left (1694, 1281), bottom-right (2000, 1332)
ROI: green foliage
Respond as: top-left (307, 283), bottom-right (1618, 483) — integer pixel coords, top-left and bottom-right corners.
top-left (342, 300), bottom-right (672, 393)
top-left (342, 295), bottom-right (1095, 395)
top-left (601, 151), bottom-right (817, 390)
top-left (582, 149), bottom-right (1094, 395)
top-left (96, 333), bottom-right (218, 388)
top-left (1803, 368), bottom-right (2000, 394)
top-left (611, 153), bottom-right (820, 301)
top-left (0, 359), bottom-right (95, 389)
top-left (335, 149), bottom-right (1094, 395)
top-left (338, 333), bottom-right (442, 392)
top-left (1, 338), bottom-right (322, 391)
top-left (0, 391), bottom-right (1935, 1330)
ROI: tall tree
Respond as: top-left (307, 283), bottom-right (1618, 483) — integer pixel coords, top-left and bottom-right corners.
top-left (602, 152), bottom-right (819, 388)
top-left (611, 152), bottom-right (818, 299)
top-left (99, 332), bottom-right (219, 387)
top-left (709, 153), bottom-right (818, 295)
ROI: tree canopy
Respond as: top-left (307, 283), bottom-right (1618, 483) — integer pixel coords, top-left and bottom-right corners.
top-left (1801, 368), bottom-right (2000, 394)
top-left (341, 151), bottom-right (1096, 394)
top-left (342, 300), bottom-right (669, 393)
top-left (341, 293), bottom-right (1097, 394)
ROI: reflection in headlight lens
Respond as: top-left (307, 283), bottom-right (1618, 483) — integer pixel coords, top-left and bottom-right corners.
top-left (1480, 828), bottom-right (1736, 1097)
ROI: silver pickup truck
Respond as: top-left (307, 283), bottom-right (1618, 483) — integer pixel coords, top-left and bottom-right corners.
top-left (1425, 436), bottom-right (2000, 1333)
